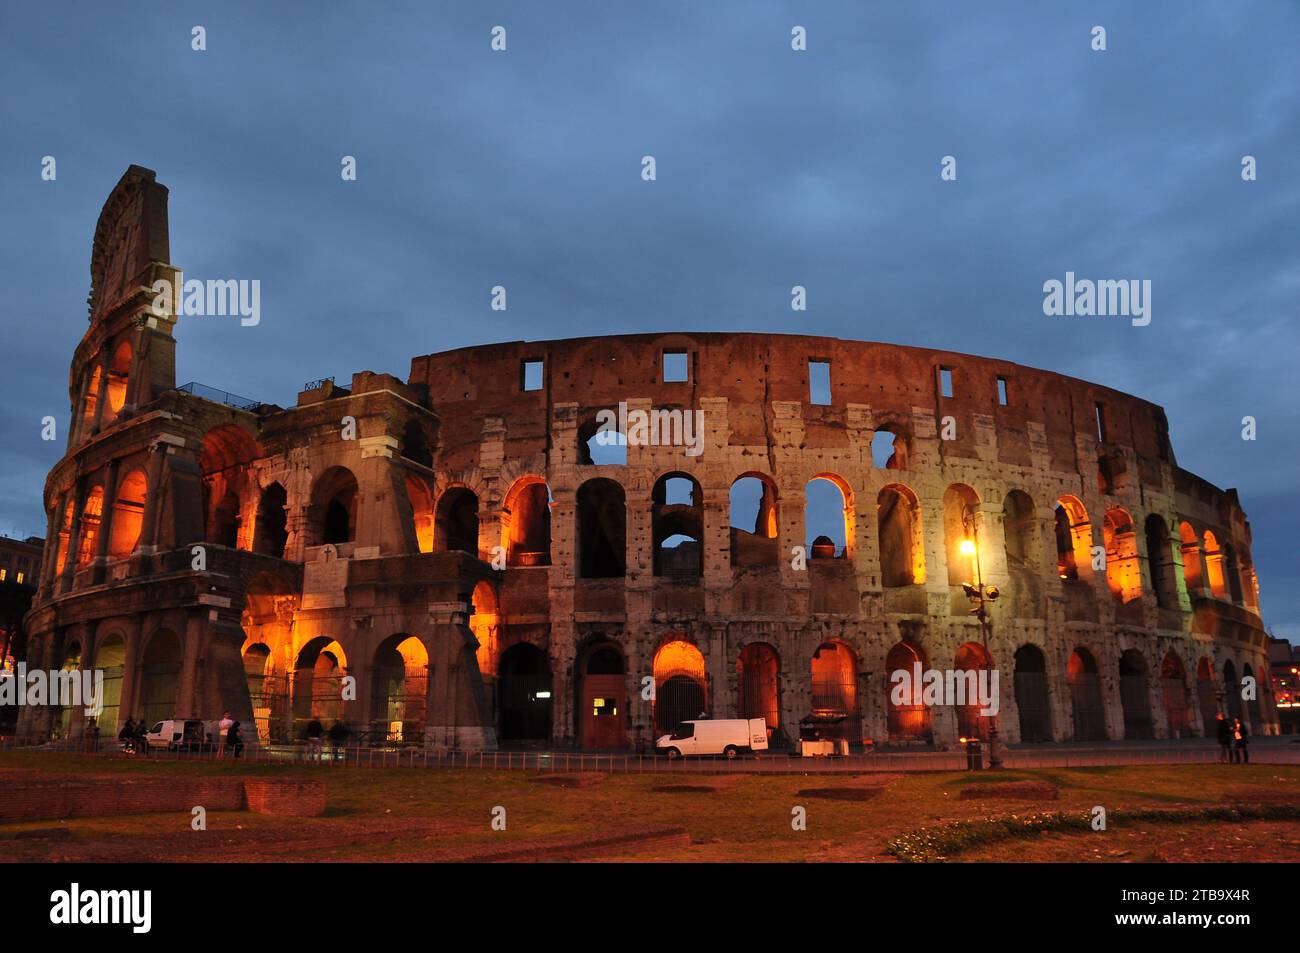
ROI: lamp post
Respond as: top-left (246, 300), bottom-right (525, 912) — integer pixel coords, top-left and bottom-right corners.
top-left (960, 507), bottom-right (1004, 770)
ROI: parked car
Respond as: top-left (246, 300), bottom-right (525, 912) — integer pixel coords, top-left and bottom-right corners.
top-left (144, 719), bottom-right (217, 751)
top-left (655, 718), bottom-right (769, 759)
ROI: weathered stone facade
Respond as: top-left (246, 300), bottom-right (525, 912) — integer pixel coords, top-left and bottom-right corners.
top-left (21, 166), bottom-right (1278, 750)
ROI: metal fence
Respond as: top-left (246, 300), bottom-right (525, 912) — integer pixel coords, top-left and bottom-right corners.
top-left (4, 736), bottom-right (1298, 773)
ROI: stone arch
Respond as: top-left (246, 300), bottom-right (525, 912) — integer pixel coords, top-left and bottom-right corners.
top-left (1054, 496), bottom-right (1092, 581)
top-left (1204, 531), bottom-right (1228, 599)
top-left (105, 339), bottom-right (132, 419)
top-left (810, 640), bottom-right (859, 744)
top-left (1067, 647), bottom-right (1106, 741)
top-left (730, 473), bottom-right (779, 568)
top-left (253, 482), bottom-right (289, 558)
top-left (885, 640), bottom-right (930, 742)
top-left (404, 474), bottom-right (435, 554)
top-left (1195, 656), bottom-right (1219, 736)
top-left (1013, 643), bottom-right (1052, 742)
top-left (1179, 521), bottom-right (1204, 594)
top-left (871, 422), bottom-right (909, 470)
top-left (1103, 507), bottom-right (1142, 603)
top-left (805, 473), bottom-right (853, 559)
top-left (75, 485), bottom-right (105, 568)
top-left (435, 485), bottom-right (479, 556)
top-left (577, 414), bottom-right (627, 466)
top-left (469, 580), bottom-right (499, 676)
top-left (400, 417), bottom-right (434, 469)
top-left (576, 478), bottom-right (626, 578)
top-left (1118, 649), bottom-right (1154, 739)
top-left (95, 632), bottom-right (127, 733)
top-left (878, 483), bottom-right (925, 587)
top-left (953, 641), bottom-right (995, 740)
top-left (575, 637), bottom-right (627, 748)
top-left (943, 484), bottom-right (981, 587)
top-left (371, 634), bottom-right (429, 743)
top-left (107, 468), bottom-right (147, 558)
top-left (311, 467), bottom-right (359, 547)
top-left (81, 364), bottom-right (102, 431)
top-left (292, 637), bottom-right (348, 736)
top-left (653, 638), bottom-right (707, 734)
top-left (200, 424), bottom-right (260, 548)
top-left (503, 475), bottom-right (551, 567)
top-left (1160, 651), bottom-right (1192, 737)
top-left (497, 642), bottom-right (551, 742)
top-left (653, 472), bottom-right (702, 578)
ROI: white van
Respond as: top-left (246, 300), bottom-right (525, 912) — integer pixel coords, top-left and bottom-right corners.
top-left (655, 718), bottom-right (768, 759)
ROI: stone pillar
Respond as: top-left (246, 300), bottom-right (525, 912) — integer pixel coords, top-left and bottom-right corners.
top-left (91, 350), bottom-right (111, 434)
top-left (92, 458), bottom-right (121, 583)
top-left (118, 616), bottom-right (145, 725)
top-left (58, 479), bottom-right (88, 594)
top-left (176, 611), bottom-right (205, 718)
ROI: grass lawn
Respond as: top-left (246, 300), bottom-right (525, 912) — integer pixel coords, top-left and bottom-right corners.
top-left (1, 753), bottom-right (1296, 862)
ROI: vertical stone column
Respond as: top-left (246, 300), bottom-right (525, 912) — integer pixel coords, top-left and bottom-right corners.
top-left (92, 459), bottom-right (121, 583)
top-left (58, 479), bottom-right (87, 594)
top-left (90, 351), bottom-right (111, 435)
top-left (118, 616), bottom-right (144, 725)
top-left (176, 611), bottom-right (205, 718)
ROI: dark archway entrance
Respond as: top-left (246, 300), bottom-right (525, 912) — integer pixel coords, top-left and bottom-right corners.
top-left (1013, 644), bottom-right (1052, 742)
top-left (498, 643), bottom-right (551, 742)
top-left (1067, 648), bottom-right (1106, 741)
top-left (1160, 652), bottom-right (1191, 738)
top-left (1119, 650), bottom-right (1154, 740)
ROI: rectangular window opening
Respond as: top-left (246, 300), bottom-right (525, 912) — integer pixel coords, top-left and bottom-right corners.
top-left (809, 360), bottom-right (832, 405)
top-left (996, 376), bottom-right (1008, 406)
top-left (663, 350), bottom-right (689, 383)
top-left (939, 366), bottom-right (954, 399)
top-left (1095, 402), bottom-right (1108, 442)
top-left (522, 360), bottom-right (544, 392)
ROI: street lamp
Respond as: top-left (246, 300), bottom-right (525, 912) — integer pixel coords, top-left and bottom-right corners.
top-left (960, 506), bottom-right (1003, 769)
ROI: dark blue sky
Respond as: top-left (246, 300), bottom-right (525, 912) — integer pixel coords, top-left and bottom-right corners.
top-left (1, 2), bottom-right (1297, 636)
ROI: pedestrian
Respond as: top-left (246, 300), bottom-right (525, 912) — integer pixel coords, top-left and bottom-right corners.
top-left (1232, 717), bottom-right (1250, 764)
top-left (85, 716), bottom-right (100, 754)
top-left (227, 720), bottom-right (244, 759)
top-left (218, 709), bottom-right (233, 757)
top-left (119, 717), bottom-right (135, 754)
top-left (306, 718), bottom-right (324, 761)
top-left (1215, 711), bottom-right (1231, 763)
top-left (327, 719), bottom-right (348, 760)
top-left (134, 717), bottom-right (149, 757)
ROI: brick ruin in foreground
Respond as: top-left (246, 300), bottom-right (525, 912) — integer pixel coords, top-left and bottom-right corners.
top-left (19, 166), bottom-right (1278, 749)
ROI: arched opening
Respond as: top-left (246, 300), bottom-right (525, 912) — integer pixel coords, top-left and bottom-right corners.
top-left (736, 642), bottom-right (780, 737)
top-left (878, 484), bottom-right (924, 586)
top-left (577, 640), bottom-right (627, 748)
top-left (576, 478), bottom-right (626, 578)
top-left (578, 415), bottom-right (627, 466)
top-left (1204, 531), bottom-right (1228, 599)
top-left (1118, 649), bottom-right (1154, 739)
top-left (1013, 644), bottom-right (1052, 742)
top-left (1003, 490), bottom-right (1037, 569)
top-left (653, 639), bottom-right (707, 735)
top-left (729, 474), bottom-right (779, 568)
top-left (805, 475), bottom-right (852, 559)
top-left (943, 485), bottom-right (981, 587)
top-left (53, 497), bottom-right (73, 576)
top-left (871, 427), bottom-right (907, 470)
top-left (1224, 545), bottom-right (1245, 605)
top-left (371, 635), bottom-right (429, 744)
top-left (498, 643), bottom-right (551, 742)
top-left (954, 642), bottom-right (994, 740)
top-left (401, 418), bottom-right (433, 469)
top-left (1103, 507), bottom-right (1142, 603)
top-left (107, 469), bottom-right (147, 558)
top-left (1242, 663), bottom-right (1262, 730)
top-left (653, 473), bottom-right (702, 579)
top-left (469, 581), bottom-right (499, 677)
top-left (405, 475), bottom-right (435, 554)
top-left (140, 629), bottom-right (181, 727)
top-left (810, 640), bottom-right (858, 744)
top-left (435, 486), bottom-right (479, 556)
top-left (1145, 515), bottom-right (1179, 610)
top-left (105, 340), bottom-right (131, 418)
top-left (56, 641), bottom-right (83, 739)
top-left (96, 634), bottom-right (126, 733)
top-left (1223, 660), bottom-right (1241, 720)
top-left (1179, 522), bottom-right (1204, 594)
top-left (1067, 648), bottom-right (1106, 741)
top-left (81, 365), bottom-right (102, 431)
top-left (313, 468), bottom-right (359, 546)
top-left (200, 425), bottom-right (260, 549)
top-left (1160, 652), bottom-right (1191, 737)
top-left (1196, 657), bottom-right (1218, 736)
top-left (243, 643), bottom-right (272, 742)
top-left (885, 641), bottom-right (930, 742)
top-left (504, 478), bottom-right (552, 567)
top-left (253, 483), bottom-right (289, 558)
top-left (292, 638), bottom-right (347, 737)
top-left (1054, 497), bottom-right (1092, 581)
top-left (76, 485), bottom-right (105, 568)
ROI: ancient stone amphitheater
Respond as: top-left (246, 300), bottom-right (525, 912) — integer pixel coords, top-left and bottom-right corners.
top-left (20, 166), bottom-right (1277, 750)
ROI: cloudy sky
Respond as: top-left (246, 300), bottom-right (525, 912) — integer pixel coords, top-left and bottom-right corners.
top-left (1, 1), bottom-right (1297, 636)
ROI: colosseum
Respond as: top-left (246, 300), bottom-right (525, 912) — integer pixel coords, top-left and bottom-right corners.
top-left (20, 165), bottom-right (1278, 751)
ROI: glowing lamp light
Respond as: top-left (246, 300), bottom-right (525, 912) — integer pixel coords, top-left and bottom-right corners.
top-left (959, 539), bottom-right (976, 557)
